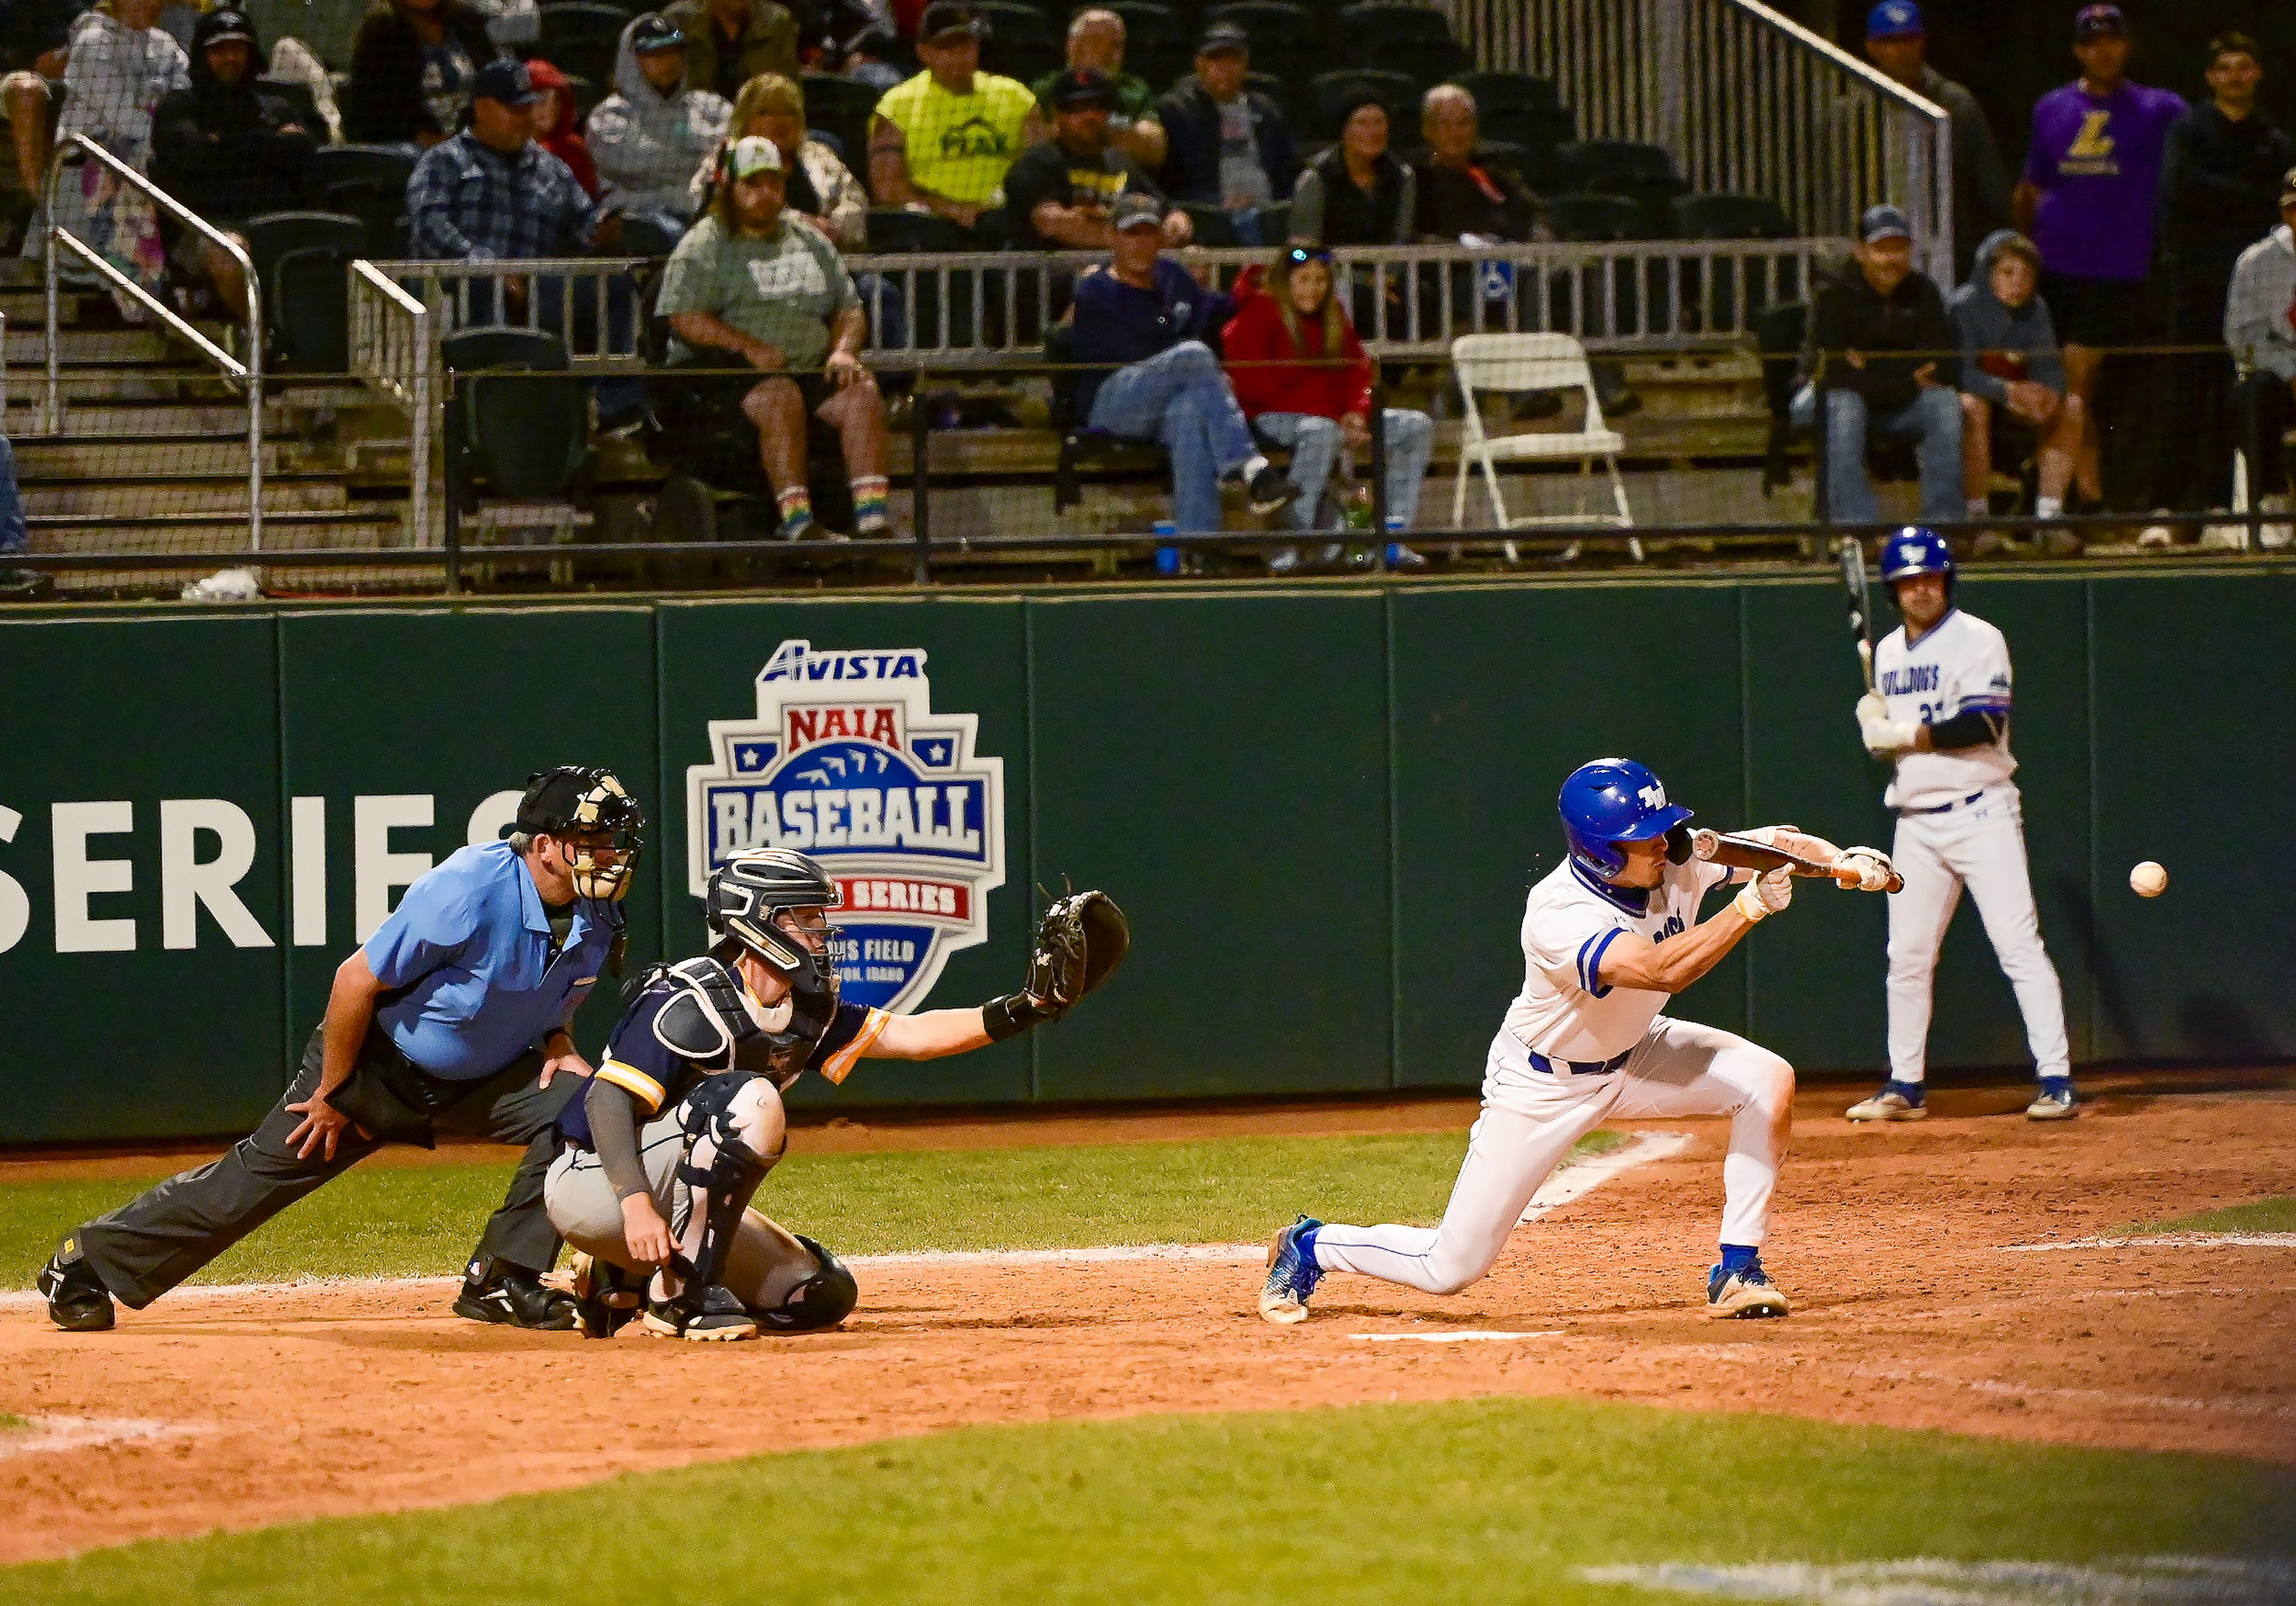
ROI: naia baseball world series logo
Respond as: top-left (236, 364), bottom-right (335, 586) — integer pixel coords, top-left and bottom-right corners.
top-left (686, 639), bottom-right (1006, 1012)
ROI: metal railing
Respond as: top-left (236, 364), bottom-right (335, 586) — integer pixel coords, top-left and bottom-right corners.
top-left (42, 134), bottom-right (265, 549)
top-left (349, 261), bottom-right (435, 545)
top-left (1447, 0), bottom-right (1953, 280)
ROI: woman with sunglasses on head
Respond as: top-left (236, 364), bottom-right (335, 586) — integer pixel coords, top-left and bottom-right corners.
top-left (1224, 243), bottom-right (1434, 572)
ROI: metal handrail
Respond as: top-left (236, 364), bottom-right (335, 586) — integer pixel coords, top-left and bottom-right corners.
top-left (350, 261), bottom-right (434, 545)
top-left (42, 133), bottom-right (264, 551)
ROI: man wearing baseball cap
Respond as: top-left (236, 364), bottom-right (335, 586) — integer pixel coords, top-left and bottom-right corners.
top-left (870, 2), bottom-right (1045, 233)
top-left (1860, 2), bottom-right (2011, 280)
top-left (2222, 167), bottom-right (2296, 547)
top-left (587, 11), bottom-right (731, 226)
top-left (1794, 203), bottom-right (1962, 528)
top-left (1034, 10), bottom-right (1166, 171)
top-left (2013, 4), bottom-right (2188, 518)
top-left (996, 67), bottom-right (1189, 250)
top-left (1152, 20), bottom-right (1298, 244)
top-left (408, 57), bottom-right (619, 271)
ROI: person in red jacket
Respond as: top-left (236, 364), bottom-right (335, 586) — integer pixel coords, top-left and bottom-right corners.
top-left (525, 57), bottom-right (601, 197)
top-left (1223, 245), bottom-right (1434, 572)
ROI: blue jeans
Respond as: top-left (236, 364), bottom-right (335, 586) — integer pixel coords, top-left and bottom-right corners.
top-left (1253, 408), bottom-right (1436, 530)
top-left (1793, 383), bottom-right (1962, 526)
top-left (1087, 341), bottom-right (1259, 533)
top-left (0, 435), bottom-right (24, 555)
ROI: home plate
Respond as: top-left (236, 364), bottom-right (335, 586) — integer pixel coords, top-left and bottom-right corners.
top-left (1350, 1330), bottom-right (1564, 1343)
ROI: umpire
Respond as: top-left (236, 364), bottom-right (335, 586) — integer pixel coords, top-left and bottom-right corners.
top-left (38, 766), bottom-right (646, 1333)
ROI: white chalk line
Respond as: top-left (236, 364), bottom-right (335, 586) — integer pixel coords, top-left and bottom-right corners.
top-left (1577, 1555), bottom-right (2296, 1605)
top-left (2, 1128), bottom-right (1692, 1308)
top-left (0, 1415), bottom-right (207, 1459)
top-left (2001, 1233), bottom-right (2296, 1252)
top-left (1349, 1330), bottom-right (1564, 1344)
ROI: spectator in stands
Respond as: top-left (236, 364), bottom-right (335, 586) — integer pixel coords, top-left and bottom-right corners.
top-left (2223, 169), bottom-right (2296, 543)
top-left (1794, 203), bottom-right (1961, 528)
top-left (2157, 33), bottom-right (2291, 519)
top-left (1860, 1), bottom-right (2011, 280)
top-left (149, 7), bottom-right (315, 319)
top-left (691, 71), bottom-right (865, 247)
top-left (0, 428), bottom-right (44, 599)
top-left (51, 0), bottom-right (188, 318)
top-left (1950, 231), bottom-right (2080, 552)
top-left (587, 13), bottom-right (729, 231)
top-left (868, 2), bottom-right (1040, 234)
top-left (1224, 244), bottom-right (1432, 572)
top-left (1034, 9), bottom-right (1162, 173)
top-left (2013, 4), bottom-right (2187, 513)
top-left (4, 0), bottom-right (92, 238)
top-left (1071, 191), bottom-right (1297, 533)
top-left (342, 0), bottom-right (499, 148)
top-left (835, 26), bottom-right (903, 95)
top-left (525, 57), bottom-right (597, 197)
top-left (664, 0), bottom-right (796, 107)
top-left (997, 67), bottom-right (1185, 251)
top-left (1153, 21), bottom-right (1294, 246)
top-left (1410, 85), bottom-right (1535, 243)
top-left (1290, 93), bottom-right (1414, 248)
top-left (658, 135), bottom-right (891, 537)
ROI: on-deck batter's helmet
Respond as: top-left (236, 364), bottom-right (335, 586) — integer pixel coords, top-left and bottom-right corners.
top-left (1558, 758), bottom-right (1695, 884)
top-left (515, 766), bottom-right (644, 900)
top-left (1880, 526), bottom-right (1954, 594)
top-left (706, 848), bottom-right (839, 979)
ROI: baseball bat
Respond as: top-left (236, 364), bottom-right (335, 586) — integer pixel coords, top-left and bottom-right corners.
top-left (1708, 831), bottom-right (1904, 894)
top-left (1837, 538), bottom-right (1876, 692)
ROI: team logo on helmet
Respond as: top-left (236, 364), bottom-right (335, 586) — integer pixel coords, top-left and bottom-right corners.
top-left (686, 640), bottom-right (1006, 1011)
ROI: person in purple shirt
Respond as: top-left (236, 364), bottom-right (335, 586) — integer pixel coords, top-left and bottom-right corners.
top-left (2013, 4), bottom-right (2187, 510)
top-left (1070, 191), bottom-right (1299, 534)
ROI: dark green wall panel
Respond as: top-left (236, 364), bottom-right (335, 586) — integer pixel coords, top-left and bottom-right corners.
top-left (1024, 592), bottom-right (1392, 1098)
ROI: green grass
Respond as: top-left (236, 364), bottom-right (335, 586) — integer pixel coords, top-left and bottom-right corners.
top-left (10, 1396), bottom-right (2291, 1605)
top-left (0, 1413), bottom-right (29, 1430)
top-left (2133, 1196), bottom-right (2296, 1235)
top-left (2, 1128), bottom-right (1617, 1289)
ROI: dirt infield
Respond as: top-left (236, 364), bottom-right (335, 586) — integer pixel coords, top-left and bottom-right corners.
top-left (4, 1068), bottom-right (2292, 1565)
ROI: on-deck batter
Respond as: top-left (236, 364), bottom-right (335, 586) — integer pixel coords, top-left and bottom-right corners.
top-left (1849, 526), bottom-right (2075, 1123)
top-left (1256, 758), bottom-right (1897, 1326)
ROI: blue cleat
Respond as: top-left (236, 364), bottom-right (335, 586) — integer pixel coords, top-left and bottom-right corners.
top-left (1257, 1216), bottom-right (1324, 1324)
top-left (2026, 1077), bottom-right (2077, 1120)
top-left (1706, 1258), bottom-right (1790, 1320)
top-left (1846, 1079), bottom-right (1926, 1122)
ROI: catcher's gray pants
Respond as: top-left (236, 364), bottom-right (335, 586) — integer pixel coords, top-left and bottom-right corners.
top-left (545, 1106), bottom-right (822, 1310)
top-left (75, 1024), bottom-right (576, 1309)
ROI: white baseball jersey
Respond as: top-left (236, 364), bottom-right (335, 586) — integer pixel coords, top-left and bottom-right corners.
top-left (1873, 608), bottom-right (2017, 810)
top-left (1492, 856), bottom-right (1732, 1072)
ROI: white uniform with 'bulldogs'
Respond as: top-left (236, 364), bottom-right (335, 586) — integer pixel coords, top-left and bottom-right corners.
top-left (1310, 856), bottom-right (1794, 1296)
top-left (1874, 607), bottom-right (2068, 1083)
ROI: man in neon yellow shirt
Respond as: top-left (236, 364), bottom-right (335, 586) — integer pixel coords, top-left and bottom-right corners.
top-left (868, 1), bottom-right (1043, 231)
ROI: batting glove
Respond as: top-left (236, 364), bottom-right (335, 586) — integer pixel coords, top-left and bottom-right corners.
top-left (1735, 868), bottom-right (1793, 921)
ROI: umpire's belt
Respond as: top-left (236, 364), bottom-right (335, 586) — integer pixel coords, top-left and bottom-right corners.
top-left (1527, 1048), bottom-right (1632, 1077)
top-left (1902, 790), bottom-right (1986, 816)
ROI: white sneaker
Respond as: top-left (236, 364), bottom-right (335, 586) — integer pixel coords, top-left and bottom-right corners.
top-left (1846, 1085), bottom-right (1927, 1122)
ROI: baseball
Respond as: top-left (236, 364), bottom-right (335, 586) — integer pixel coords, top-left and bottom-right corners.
top-left (2130, 861), bottom-right (2168, 898)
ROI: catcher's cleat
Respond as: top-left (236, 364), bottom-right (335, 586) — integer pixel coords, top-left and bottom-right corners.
top-left (2026, 1078), bottom-right (2078, 1121)
top-left (1257, 1216), bottom-right (1324, 1325)
top-left (38, 1238), bottom-right (115, 1333)
top-left (1846, 1081), bottom-right (1927, 1122)
top-left (1706, 1260), bottom-right (1790, 1320)
top-left (569, 1251), bottom-right (642, 1340)
top-left (453, 1259), bottom-right (580, 1330)
top-left (643, 1283), bottom-right (759, 1342)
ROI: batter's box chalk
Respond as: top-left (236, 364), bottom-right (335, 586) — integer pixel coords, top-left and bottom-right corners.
top-left (1349, 1330), bottom-right (1564, 1343)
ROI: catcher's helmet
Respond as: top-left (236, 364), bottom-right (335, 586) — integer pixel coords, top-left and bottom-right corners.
top-left (707, 848), bottom-right (839, 978)
top-left (1880, 526), bottom-right (1954, 594)
top-left (515, 766), bottom-right (643, 901)
top-left (1558, 758), bottom-right (1694, 884)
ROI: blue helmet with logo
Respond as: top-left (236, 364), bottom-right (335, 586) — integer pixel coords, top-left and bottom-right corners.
top-left (1558, 758), bottom-right (1695, 884)
top-left (1880, 526), bottom-right (1954, 590)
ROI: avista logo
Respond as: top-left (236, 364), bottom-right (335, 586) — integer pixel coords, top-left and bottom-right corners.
top-left (687, 640), bottom-right (1006, 1011)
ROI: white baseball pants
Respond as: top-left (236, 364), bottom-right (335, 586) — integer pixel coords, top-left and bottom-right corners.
top-left (1311, 1018), bottom-right (1793, 1295)
top-left (1886, 790), bottom-right (2069, 1083)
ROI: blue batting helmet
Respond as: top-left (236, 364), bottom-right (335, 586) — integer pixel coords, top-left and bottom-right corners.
top-left (1559, 758), bottom-right (1694, 884)
top-left (1880, 525), bottom-right (1954, 585)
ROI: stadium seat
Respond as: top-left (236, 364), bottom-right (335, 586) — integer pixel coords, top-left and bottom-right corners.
top-left (1335, 2), bottom-right (1453, 49)
top-left (800, 74), bottom-right (881, 172)
top-left (1308, 68), bottom-right (1416, 144)
top-left (1104, 1), bottom-right (1188, 54)
top-left (1207, 1), bottom-right (1314, 59)
top-left (1671, 193), bottom-right (1794, 240)
top-left (975, 0), bottom-right (1057, 59)
top-left (310, 145), bottom-right (416, 257)
top-left (442, 328), bottom-right (590, 502)
top-left (1446, 71), bottom-right (1561, 114)
top-left (537, 3), bottom-right (625, 89)
top-left (1477, 103), bottom-right (1575, 167)
top-left (241, 212), bottom-right (367, 347)
top-left (865, 210), bottom-right (982, 349)
top-left (1672, 193), bottom-right (1800, 333)
top-left (1542, 193), bottom-right (1649, 243)
top-left (1449, 332), bottom-right (1638, 560)
top-left (1556, 139), bottom-right (1686, 236)
top-left (866, 209), bottom-right (971, 254)
top-left (255, 75), bottom-right (320, 133)
top-left (1178, 200), bottom-right (1241, 246)
top-left (273, 243), bottom-right (356, 371)
top-left (1046, 320), bottom-right (1168, 514)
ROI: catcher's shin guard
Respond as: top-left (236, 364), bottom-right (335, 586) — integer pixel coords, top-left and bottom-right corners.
top-left (678, 1133), bottom-right (775, 1289)
top-left (750, 1234), bottom-right (859, 1332)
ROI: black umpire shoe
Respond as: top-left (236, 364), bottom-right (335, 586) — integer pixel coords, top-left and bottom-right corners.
top-left (39, 1238), bottom-right (115, 1332)
top-left (452, 1258), bottom-right (579, 1330)
top-left (567, 1251), bottom-right (642, 1341)
top-left (642, 1283), bottom-right (758, 1342)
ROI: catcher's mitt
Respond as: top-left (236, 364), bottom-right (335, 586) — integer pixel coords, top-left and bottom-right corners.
top-left (1025, 890), bottom-right (1129, 1018)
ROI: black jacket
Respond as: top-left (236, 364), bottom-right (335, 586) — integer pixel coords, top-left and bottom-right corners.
top-left (1411, 149), bottom-right (1537, 242)
top-left (1805, 258), bottom-right (1958, 414)
top-left (151, 10), bottom-right (316, 223)
top-left (1152, 78), bottom-right (1297, 209)
top-left (340, 0), bottom-right (499, 146)
top-left (2161, 103), bottom-right (2295, 288)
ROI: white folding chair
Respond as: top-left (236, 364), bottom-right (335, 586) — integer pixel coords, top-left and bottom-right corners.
top-left (1449, 332), bottom-right (1641, 561)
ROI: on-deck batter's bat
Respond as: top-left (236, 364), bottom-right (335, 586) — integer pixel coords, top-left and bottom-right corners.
top-left (1707, 831), bottom-right (1904, 894)
top-left (1837, 537), bottom-right (1875, 691)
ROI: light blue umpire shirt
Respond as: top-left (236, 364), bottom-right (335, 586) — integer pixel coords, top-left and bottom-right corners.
top-left (361, 839), bottom-right (623, 1080)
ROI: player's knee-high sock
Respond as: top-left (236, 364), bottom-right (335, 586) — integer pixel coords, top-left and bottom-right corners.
top-left (1717, 1061), bottom-right (1791, 1249)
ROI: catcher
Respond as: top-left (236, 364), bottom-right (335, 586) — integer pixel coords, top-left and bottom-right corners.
top-left (544, 847), bottom-right (1126, 1340)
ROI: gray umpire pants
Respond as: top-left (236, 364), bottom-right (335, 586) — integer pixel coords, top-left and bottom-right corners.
top-left (75, 1022), bottom-right (579, 1309)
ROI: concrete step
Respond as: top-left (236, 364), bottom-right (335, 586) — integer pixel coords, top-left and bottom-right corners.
top-left (30, 508), bottom-right (400, 548)
top-left (15, 436), bottom-right (298, 477)
top-left (22, 474), bottom-right (349, 517)
top-left (7, 325), bottom-right (239, 365)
